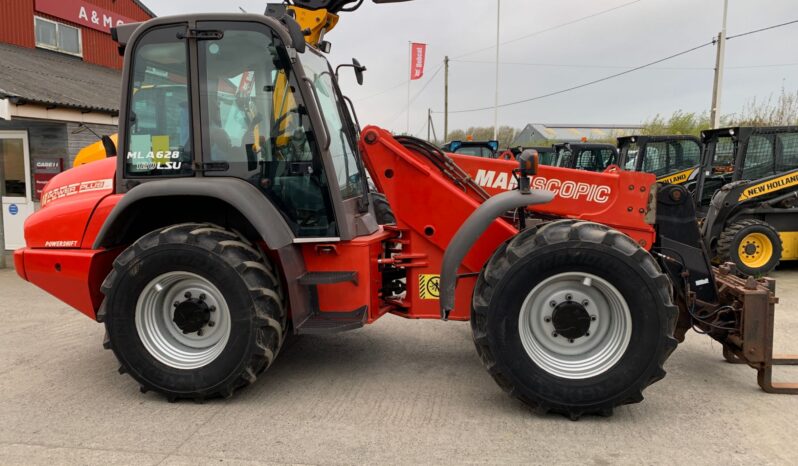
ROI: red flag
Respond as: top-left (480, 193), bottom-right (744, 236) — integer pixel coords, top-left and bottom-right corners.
top-left (410, 43), bottom-right (427, 81)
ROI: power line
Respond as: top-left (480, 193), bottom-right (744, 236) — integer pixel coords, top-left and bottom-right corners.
top-left (727, 18), bottom-right (798, 40)
top-left (436, 18), bottom-right (798, 116)
top-left (451, 59), bottom-right (798, 71)
top-left (385, 63), bottom-right (445, 125)
top-left (452, 0), bottom-right (644, 60)
top-left (355, 80), bottom-right (407, 102)
top-left (356, 2), bottom-right (644, 107)
top-left (436, 41), bottom-right (714, 115)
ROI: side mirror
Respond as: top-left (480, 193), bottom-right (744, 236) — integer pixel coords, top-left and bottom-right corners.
top-left (516, 149), bottom-right (539, 195)
top-left (353, 58), bottom-right (366, 85)
top-left (336, 58), bottom-right (368, 85)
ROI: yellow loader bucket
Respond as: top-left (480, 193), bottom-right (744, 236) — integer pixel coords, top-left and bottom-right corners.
top-left (73, 134), bottom-right (118, 167)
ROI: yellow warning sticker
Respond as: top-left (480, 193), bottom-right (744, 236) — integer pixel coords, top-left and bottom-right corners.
top-left (419, 274), bottom-right (441, 300)
top-left (739, 171), bottom-right (798, 201)
top-left (657, 168), bottom-right (695, 185)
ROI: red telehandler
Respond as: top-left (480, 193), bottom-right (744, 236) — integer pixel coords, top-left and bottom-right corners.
top-left (14, 1), bottom-right (796, 419)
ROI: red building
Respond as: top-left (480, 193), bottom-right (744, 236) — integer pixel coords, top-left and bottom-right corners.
top-left (0, 0), bottom-right (154, 263)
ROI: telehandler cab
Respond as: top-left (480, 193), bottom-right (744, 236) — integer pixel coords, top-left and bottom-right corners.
top-left (14, 1), bottom-right (797, 419)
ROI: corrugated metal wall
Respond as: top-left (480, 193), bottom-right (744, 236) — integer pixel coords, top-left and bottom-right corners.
top-left (0, 0), bottom-right (153, 69)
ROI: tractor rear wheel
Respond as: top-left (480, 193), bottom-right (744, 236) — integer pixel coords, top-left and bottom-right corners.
top-left (717, 219), bottom-right (782, 276)
top-left (99, 223), bottom-right (285, 401)
top-left (471, 220), bottom-right (677, 419)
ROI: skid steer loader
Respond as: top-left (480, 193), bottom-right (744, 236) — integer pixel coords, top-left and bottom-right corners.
top-left (699, 126), bottom-right (798, 276)
top-left (551, 142), bottom-right (619, 172)
top-left (617, 135), bottom-right (703, 186)
top-left (13, 1), bottom-right (797, 419)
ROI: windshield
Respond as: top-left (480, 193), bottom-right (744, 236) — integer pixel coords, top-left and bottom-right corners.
top-left (455, 146), bottom-right (495, 158)
top-left (301, 50), bottom-right (364, 199)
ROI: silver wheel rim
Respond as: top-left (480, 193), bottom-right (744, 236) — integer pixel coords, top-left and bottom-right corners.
top-left (518, 272), bottom-right (632, 380)
top-left (135, 272), bottom-right (231, 370)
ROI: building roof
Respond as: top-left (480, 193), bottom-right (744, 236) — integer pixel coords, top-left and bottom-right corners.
top-left (0, 43), bottom-right (121, 114)
top-left (514, 123), bottom-right (644, 144)
top-left (134, 0), bottom-right (157, 18)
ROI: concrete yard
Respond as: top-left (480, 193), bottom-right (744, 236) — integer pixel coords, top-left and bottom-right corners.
top-left (1, 267), bottom-right (797, 465)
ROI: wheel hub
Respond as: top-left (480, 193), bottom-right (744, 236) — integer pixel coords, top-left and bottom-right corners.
top-left (518, 272), bottom-right (632, 379)
top-left (135, 272), bottom-right (231, 370)
top-left (173, 296), bottom-right (212, 334)
top-left (743, 243), bottom-right (758, 256)
top-left (551, 301), bottom-right (591, 340)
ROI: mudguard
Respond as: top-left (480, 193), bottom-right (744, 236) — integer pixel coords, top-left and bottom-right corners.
top-left (93, 177), bottom-right (295, 250)
top-left (439, 189), bottom-right (555, 319)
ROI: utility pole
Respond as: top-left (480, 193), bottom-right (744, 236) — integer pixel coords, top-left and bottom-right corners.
top-left (493, 0), bottom-right (501, 141)
top-left (710, 0), bottom-right (729, 129)
top-left (427, 108), bottom-right (432, 142)
top-left (407, 41), bottom-right (412, 135)
top-left (444, 56), bottom-right (449, 142)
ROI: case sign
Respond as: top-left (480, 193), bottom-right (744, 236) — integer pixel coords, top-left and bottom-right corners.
top-left (34, 0), bottom-right (136, 34)
top-left (33, 158), bottom-right (63, 201)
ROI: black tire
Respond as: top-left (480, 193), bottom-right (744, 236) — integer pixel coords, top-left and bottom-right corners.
top-left (717, 219), bottom-right (782, 276)
top-left (371, 192), bottom-right (396, 225)
top-left (98, 223), bottom-right (286, 401)
top-left (471, 220), bottom-right (678, 420)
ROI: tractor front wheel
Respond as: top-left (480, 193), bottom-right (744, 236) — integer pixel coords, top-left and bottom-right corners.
top-left (471, 220), bottom-right (677, 419)
top-left (99, 223), bottom-right (286, 401)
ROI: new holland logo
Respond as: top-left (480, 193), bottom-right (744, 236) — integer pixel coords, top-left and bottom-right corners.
top-left (474, 169), bottom-right (612, 204)
top-left (739, 171), bottom-right (798, 201)
top-left (658, 168), bottom-right (695, 185)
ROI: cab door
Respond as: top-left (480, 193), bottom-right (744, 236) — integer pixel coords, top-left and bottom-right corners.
top-left (0, 131), bottom-right (33, 250)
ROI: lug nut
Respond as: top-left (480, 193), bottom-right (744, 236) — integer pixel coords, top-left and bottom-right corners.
top-left (199, 293), bottom-right (206, 301)
top-left (569, 339), bottom-right (575, 343)
top-left (544, 316), bottom-right (552, 323)
top-left (184, 292), bottom-right (192, 299)
top-left (585, 332), bottom-right (590, 337)
top-left (549, 301), bottom-right (557, 308)
top-left (582, 300), bottom-right (589, 307)
top-left (208, 321), bottom-right (215, 327)
top-left (565, 294), bottom-right (573, 301)
top-left (197, 330), bottom-right (204, 336)
top-left (173, 301), bottom-right (180, 308)
top-left (209, 305), bottom-right (216, 312)
top-left (552, 332), bottom-right (558, 338)
top-left (591, 315), bottom-right (597, 321)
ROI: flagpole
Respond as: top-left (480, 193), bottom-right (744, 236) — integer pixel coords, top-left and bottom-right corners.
top-left (493, 0), bottom-right (501, 141)
top-left (407, 41), bottom-right (412, 135)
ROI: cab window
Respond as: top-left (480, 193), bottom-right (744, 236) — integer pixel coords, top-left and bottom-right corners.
top-left (742, 135), bottom-right (776, 180)
top-left (198, 22), bottom-right (336, 238)
top-left (642, 140), bottom-right (700, 176)
top-left (778, 132), bottom-right (798, 172)
top-left (455, 146), bottom-right (494, 158)
top-left (124, 25), bottom-right (193, 177)
top-left (301, 50), bottom-right (364, 199)
top-left (712, 137), bottom-right (735, 170)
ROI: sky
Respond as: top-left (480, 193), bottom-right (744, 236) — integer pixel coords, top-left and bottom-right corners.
top-left (145, 0), bottom-right (798, 137)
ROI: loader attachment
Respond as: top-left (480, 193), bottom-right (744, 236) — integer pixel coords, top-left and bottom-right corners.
top-left (653, 183), bottom-right (795, 394)
top-left (713, 265), bottom-right (798, 394)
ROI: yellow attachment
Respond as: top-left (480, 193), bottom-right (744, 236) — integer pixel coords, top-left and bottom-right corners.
top-left (73, 134), bottom-right (118, 167)
top-left (738, 232), bottom-right (774, 269)
top-left (779, 231), bottom-right (798, 260)
top-left (288, 6), bottom-right (340, 47)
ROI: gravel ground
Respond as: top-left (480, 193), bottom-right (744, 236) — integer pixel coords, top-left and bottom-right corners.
top-left (0, 266), bottom-right (797, 465)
